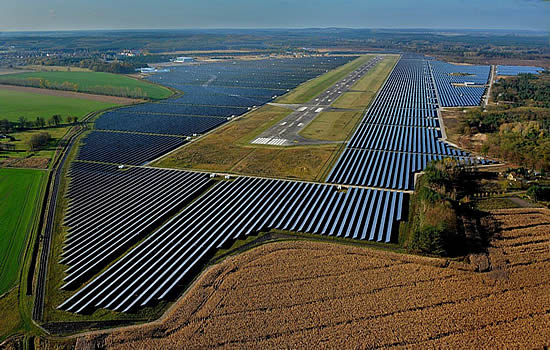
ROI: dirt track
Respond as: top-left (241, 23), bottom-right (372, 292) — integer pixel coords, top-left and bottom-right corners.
top-left (74, 208), bottom-right (550, 349)
top-left (0, 84), bottom-right (141, 104)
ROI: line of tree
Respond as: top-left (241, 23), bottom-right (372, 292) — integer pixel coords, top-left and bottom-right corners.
top-left (0, 115), bottom-right (78, 134)
top-left (27, 57), bottom-right (146, 74)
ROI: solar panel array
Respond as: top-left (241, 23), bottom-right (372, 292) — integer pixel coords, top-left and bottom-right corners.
top-left (328, 58), bottom-right (490, 190)
top-left (76, 131), bottom-right (186, 165)
top-left (59, 176), bottom-right (405, 313)
top-left (60, 162), bottom-right (212, 288)
top-left (428, 60), bottom-right (490, 107)
top-left (496, 65), bottom-right (545, 76)
top-left (58, 56), bottom-right (493, 314)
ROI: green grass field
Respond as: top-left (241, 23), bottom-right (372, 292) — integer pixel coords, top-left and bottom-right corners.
top-left (0, 71), bottom-right (173, 100)
top-left (0, 168), bottom-right (45, 295)
top-left (0, 88), bottom-right (119, 122)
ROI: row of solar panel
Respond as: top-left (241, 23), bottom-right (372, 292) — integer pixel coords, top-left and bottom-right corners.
top-left (76, 131), bottom-right (186, 165)
top-left (496, 65), bottom-right (544, 76)
top-left (367, 106), bottom-right (438, 119)
top-left (327, 149), bottom-right (489, 190)
top-left (348, 124), bottom-right (458, 155)
top-left (60, 162), bottom-right (212, 288)
top-left (435, 84), bottom-right (486, 107)
top-left (113, 103), bottom-right (249, 118)
top-left (95, 113), bottom-right (227, 136)
top-left (59, 174), bottom-right (406, 313)
top-left (361, 115), bottom-right (439, 127)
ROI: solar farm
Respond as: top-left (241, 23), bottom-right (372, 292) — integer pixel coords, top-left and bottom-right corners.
top-left (55, 55), bottom-right (494, 314)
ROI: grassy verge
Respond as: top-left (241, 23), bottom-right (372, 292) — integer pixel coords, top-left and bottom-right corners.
top-left (0, 71), bottom-right (173, 100)
top-left (275, 55), bottom-right (374, 104)
top-left (0, 289), bottom-right (22, 341)
top-left (474, 197), bottom-right (522, 210)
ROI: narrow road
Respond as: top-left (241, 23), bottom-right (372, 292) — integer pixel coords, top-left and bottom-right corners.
top-left (32, 121), bottom-right (90, 322)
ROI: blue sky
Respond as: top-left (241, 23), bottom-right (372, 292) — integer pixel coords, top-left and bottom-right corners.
top-left (1, 0), bottom-right (548, 31)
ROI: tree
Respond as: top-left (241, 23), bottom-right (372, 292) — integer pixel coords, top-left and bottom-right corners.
top-left (47, 116), bottom-right (56, 126)
top-left (18, 116), bottom-right (28, 130)
top-left (527, 185), bottom-right (550, 202)
top-left (0, 119), bottom-right (12, 134)
top-left (35, 116), bottom-right (46, 128)
top-left (27, 132), bottom-right (51, 151)
top-left (52, 114), bottom-right (62, 126)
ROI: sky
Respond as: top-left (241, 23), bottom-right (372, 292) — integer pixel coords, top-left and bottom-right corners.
top-left (0, 0), bottom-right (548, 32)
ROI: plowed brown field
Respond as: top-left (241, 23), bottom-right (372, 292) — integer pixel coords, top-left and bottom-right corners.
top-left (76, 208), bottom-right (550, 349)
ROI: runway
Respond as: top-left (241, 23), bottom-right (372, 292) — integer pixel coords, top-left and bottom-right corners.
top-left (251, 56), bottom-right (384, 146)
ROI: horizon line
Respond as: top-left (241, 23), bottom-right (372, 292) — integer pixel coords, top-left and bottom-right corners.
top-left (0, 27), bottom-right (548, 34)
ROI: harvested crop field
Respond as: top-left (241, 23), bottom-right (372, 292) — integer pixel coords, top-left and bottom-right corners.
top-left (76, 208), bottom-right (550, 349)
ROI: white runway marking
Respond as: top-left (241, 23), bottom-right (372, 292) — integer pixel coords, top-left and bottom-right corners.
top-left (315, 107), bottom-right (324, 113)
top-left (251, 137), bottom-right (288, 146)
top-left (297, 106), bottom-right (307, 112)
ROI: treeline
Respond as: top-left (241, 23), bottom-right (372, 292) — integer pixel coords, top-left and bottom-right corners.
top-left (0, 115), bottom-right (77, 134)
top-left (400, 159), bottom-right (478, 256)
top-left (27, 57), bottom-right (145, 74)
top-left (0, 76), bottom-right (149, 99)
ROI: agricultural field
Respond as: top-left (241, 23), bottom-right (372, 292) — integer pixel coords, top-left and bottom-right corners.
top-left (0, 88), bottom-right (119, 122)
top-left (0, 168), bottom-right (45, 294)
top-left (0, 126), bottom-right (70, 169)
top-left (77, 207), bottom-right (550, 348)
top-left (0, 71), bottom-right (173, 100)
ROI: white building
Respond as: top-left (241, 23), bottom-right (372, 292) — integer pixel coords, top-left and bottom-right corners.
top-left (174, 57), bottom-right (194, 63)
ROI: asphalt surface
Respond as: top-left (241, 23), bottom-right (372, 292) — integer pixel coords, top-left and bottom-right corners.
top-left (251, 56), bottom-right (384, 146)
